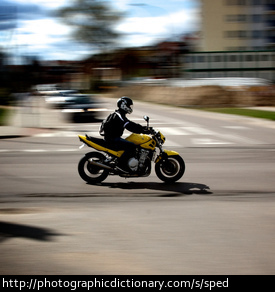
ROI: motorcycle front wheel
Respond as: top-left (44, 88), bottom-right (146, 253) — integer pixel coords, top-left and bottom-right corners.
top-left (78, 152), bottom-right (109, 184)
top-left (155, 155), bottom-right (185, 183)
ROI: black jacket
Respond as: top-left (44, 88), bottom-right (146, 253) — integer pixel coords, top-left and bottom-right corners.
top-left (102, 110), bottom-right (144, 140)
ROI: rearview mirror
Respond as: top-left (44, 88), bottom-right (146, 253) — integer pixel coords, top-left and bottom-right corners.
top-left (143, 115), bottom-right (149, 122)
top-left (144, 115), bottom-right (149, 127)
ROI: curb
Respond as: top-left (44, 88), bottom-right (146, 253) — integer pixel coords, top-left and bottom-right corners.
top-left (0, 126), bottom-right (58, 139)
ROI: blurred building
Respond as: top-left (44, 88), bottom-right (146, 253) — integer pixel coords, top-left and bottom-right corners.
top-left (199, 0), bottom-right (275, 51)
top-left (184, 50), bottom-right (274, 80)
top-left (183, 0), bottom-right (274, 80)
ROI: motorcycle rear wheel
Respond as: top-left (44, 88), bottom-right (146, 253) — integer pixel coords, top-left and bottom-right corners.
top-left (155, 155), bottom-right (185, 183)
top-left (78, 152), bottom-right (109, 184)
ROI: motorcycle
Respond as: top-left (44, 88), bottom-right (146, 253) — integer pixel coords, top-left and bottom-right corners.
top-left (78, 116), bottom-right (185, 184)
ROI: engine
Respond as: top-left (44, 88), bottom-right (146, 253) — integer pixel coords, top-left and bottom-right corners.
top-left (128, 158), bottom-right (139, 172)
top-left (138, 149), bottom-right (149, 169)
top-left (127, 149), bottom-right (150, 172)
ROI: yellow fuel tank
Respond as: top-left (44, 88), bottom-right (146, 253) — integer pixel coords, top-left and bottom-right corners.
top-left (126, 133), bottom-right (156, 150)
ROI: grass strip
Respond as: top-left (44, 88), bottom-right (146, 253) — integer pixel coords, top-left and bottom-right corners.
top-left (0, 107), bottom-right (12, 126)
top-left (199, 108), bottom-right (275, 121)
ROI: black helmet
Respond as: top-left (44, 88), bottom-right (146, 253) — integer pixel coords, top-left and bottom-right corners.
top-left (117, 96), bottom-right (133, 114)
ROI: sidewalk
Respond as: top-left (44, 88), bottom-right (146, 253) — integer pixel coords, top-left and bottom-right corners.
top-left (0, 125), bottom-right (54, 139)
top-left (0, 103), bottom-right (66, 139)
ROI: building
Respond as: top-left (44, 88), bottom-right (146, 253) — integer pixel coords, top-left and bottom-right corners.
top-left (199, 0), bottom-right (275, 51)
top-left (183, 0), bottom-right (274, 80)
top-left (184, 50), bottom-right (274, 80)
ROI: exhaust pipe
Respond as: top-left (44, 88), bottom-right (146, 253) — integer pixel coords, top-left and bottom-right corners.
top-left (88, 158), bottom-right (113, 170)
top-left (88, 158), bottom-right (130, 174)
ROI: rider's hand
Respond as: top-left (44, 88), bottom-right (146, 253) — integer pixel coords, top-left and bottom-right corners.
top-left (143, 126), bottom-right (152, 134)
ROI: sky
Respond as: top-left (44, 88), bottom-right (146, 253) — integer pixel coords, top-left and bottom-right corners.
top-left (0, 0), bottom-right (200, 62)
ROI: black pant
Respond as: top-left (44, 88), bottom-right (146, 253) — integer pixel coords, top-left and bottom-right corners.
top-left (105, 137), bottom-right (136, 167)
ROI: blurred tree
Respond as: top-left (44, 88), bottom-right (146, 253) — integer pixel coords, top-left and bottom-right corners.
top-left (56, 0), bottom-right (123, 52)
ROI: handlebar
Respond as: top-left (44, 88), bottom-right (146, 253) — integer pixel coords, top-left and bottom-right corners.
top-left (143, 126), bottom-right (154, 135)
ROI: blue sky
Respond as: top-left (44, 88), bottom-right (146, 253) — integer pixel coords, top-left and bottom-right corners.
top-left (0, 0), bottom-right (200, 61)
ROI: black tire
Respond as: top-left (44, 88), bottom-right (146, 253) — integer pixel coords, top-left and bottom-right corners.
top-left (155, 155), bottom-right (185, 183)
top-left (78, 152), bottom-right (109, 184)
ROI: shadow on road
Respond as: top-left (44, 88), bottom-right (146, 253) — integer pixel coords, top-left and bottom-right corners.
top-left (99, 181), bottom-right (212, 197)
top-left (0, 221), bottom-right (61, 243)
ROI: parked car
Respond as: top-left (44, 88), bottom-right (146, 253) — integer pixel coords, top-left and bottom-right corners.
top-left (44, 90), bottom-right (79, 108)
top-left (60, 93), bottom-right (107, 122)
top-left (34, 85), bottom-right (106, 122)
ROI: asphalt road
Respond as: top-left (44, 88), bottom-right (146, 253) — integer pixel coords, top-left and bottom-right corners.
top-left (0, 98), bottom-right (275, 275)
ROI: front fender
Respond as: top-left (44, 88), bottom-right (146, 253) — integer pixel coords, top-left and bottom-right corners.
top-left (155, 149), bottom-right (180, 163)
top-left (163, 149), bottom-right (179, 156)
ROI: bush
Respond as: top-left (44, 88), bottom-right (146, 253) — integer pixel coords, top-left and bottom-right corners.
top-left (0, 107), bottom-right (10, 125)
top-left (0, 88), bottom-right (12, 106)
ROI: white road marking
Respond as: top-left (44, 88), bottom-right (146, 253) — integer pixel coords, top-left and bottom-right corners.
top-left (1, 124), bottom-right (265, 152)
top-left (222, 126), bottom-right (249, 130)
top-left (183, 126), bottom-right (216, 135)
top-left (158, 127), bottom-right (190, 135)
top-left (192, 138), bottom-right (233, 145)
top-left (56, 148), bottom-right (80, 152)
top-left (22, 149), bottom-right (47, 152)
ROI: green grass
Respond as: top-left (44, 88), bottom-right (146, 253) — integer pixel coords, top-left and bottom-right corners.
top-left (199, 108), bottom-right (275, 121)
top-left (0, 108), bottom-right (10, 126)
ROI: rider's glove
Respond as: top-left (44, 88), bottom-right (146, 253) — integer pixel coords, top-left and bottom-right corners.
top-left (142, 126), bottom-right (152, 134)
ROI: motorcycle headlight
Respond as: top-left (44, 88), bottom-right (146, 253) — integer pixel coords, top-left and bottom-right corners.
top-left (156, 131), bottom-right (166, 145)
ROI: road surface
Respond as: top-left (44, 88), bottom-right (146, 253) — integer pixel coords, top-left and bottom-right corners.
top-left (0, 98), bottom-right (275, 274)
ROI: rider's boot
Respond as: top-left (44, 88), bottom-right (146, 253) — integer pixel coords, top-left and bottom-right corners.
top-left (104, 157), bottom-right (117, 168)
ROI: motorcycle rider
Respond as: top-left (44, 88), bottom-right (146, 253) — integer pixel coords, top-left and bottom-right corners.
top-left (100, 96), bottom-right (149, 172)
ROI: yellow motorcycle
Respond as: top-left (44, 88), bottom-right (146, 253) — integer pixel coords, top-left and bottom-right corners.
top-left (78, 116), bottom-right (185, 184)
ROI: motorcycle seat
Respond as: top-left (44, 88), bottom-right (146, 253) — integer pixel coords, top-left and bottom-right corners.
top-left (86, 135), bottom-right (123, 151)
